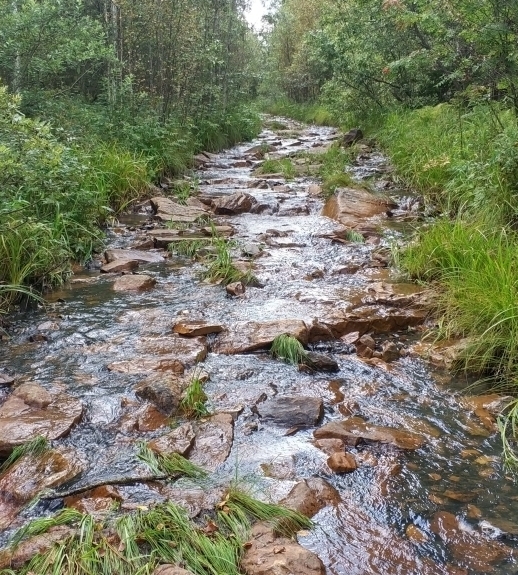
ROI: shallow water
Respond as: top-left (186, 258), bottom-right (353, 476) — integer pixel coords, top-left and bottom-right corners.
top-left (1, 118), bottom-right (517, 573)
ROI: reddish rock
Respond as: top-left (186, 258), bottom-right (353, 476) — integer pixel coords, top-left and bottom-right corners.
top-left (189, 413), bottom-right (234, 471)
top-left (113, 274), bottom-right (156, 291)
top-left (211, 192), bottom-right (257, 215)
top-left (105, 248), bottom-right (165, 264)
top-left (148, 423), bottom-right (196, 456)
top-left (213, 320), bottom-right (309, 354)
top-left (406, 524), bottom-right (429, 544)
top-left (100, 259), bottom-right (139, 273)
top-left (0, 448), bottom-right (84, 529)
top-left (137, 405), bottom-right (171, 431)
top-left (0, 388), bottom-right (83, 456)
top-left (314, 417), bottom-right (425, 450)
top-left (327, 452), bottom-right (358, 474)
top-left (241, 522), bottom-right (325, 575)
top-left (173, 321), bottom-right (224, 337)
top-left (281, 478), bottom-right (340, 517)
top-left (150, 196), bottom-right (208, 222)
top-left (313, 438), bottom-right (345, 455)
top-left (381, 341), bottom-right (400, 363)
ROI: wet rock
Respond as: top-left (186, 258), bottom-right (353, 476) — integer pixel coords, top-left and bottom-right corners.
top-left (245, 144), bottom-right (276, 158)
top-left (65, 486), bottom-right (123, 517)
top-left (173, 320), bottom-right (224, 337)
top-left (136, 404), bottom-right (171, 431)
top-left (135, 374), bottom-right (187, 415)
top-left (150, 196), bottom-right (208, 222)
top-left (0, 388), bottom-right (83, 456)
top-left (314, 416), bottom-right (425, 450)
top-left (280, 478), bottom-right (340, 518)
top-left (189, 413), bottom-right (234, 471)
top-left (261, 457), bottom-right (296, 480)
top-left (0, 373), bottom-right (15, 386)
top-left (12, 383), bottom-right (52, 408)
top-left (105, 248), bottom-right (165, 264)
top-left (355, 334), bottom-right (375, 358)
top-left (443, 490), bottom-right (478, 503)
top-left (147, 229), bottom-right (204, 249)
top-left (322, 187), bottom-right (396, 230)
top-left (153, 566), bottom-right (195, 575)
top-left (308, 184), bottom-right (322, 196)
top-left (113, 274), bottom-right (157, 291)
top-left (406, 524), bottom-right (429, 544)
top-left (100, 259), bottom-right (139, 273)
top-left (257, 396), bottom-right (323, 427)
top-left (213, 320), bottom-right (309, 354)
top-left (303, 351), bottom-right (339, 372)
top-left (313, 438), bottom-right (345, 455)
top-left (381, 341), bottom-right (400, 363)
top-left (341, 128), bottom-right (363, 147)
top-left (241, 522), bottom-right (325, 575)
top-left (226, 281), bottom-right (246, 296)
top-left (108, 357), bottom-right (185, 375)
top-left (327, 452), bottom-right (358, 474)
top-left (201, 225), bottom-right (234, 237)
top-left (0, 448), bottom-right (85, 529)
top-left (212, 192), bottom-right (257, 215)
top-left (148, 423), bottom-right (196, 456)
top-left (0, 525), bottom-right (76, 570)
top-left (430, 511), bottom-right (512, 572)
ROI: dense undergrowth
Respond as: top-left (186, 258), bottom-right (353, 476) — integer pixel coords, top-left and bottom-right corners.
top-left (0, 86), bottom-right (260, 312)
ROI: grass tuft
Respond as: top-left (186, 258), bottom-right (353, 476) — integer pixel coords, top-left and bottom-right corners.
top-left (0, 436), bottom-right (49, 474)
top-left (270, 334), bottom-right (308, 365)
top-left (179, 374), bottom-right (210, 418)
top-left (137, 442), bottom-right (207, 479)
top-left (258, 158), bottom-right (295, 179)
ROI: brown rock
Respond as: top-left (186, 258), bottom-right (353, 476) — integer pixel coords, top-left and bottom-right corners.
top-left (0, 448), bottom-right (84, 529)
top-left (150, 197), bottom-right (208, 222)
top-left (173, 321), bottom-right (224, 337)
top-left (135, 374), bottom-right (187, 415)
top-left (327, 452), bottom-right (357, 474)
top-left (148, 423), bottom-right (196, 456)
top-left (381, 341), bottom-right (400, 363)
top-left (257, 396), bottom-right (323, 427)
top-left (113, 274), bottom-right (156, 291)
top-left (189, 413), bottom-right (234, 471)
top-left (313, 416), bottom-right (425, 450)
top-left (406, 524), bottom-right (429, 544)
top-left (100, 259), bottom-right (139, 273)
top-left (137, 405), bottom-right (171, 431)
top-left (213, 320), bottom-right (308, 354)
top-left (105, 248), bottom-right (165, 264)
top-left (0, 391), bottom-right (83, 456)
top-left (212, 192), bottom-right (257, 215)
top-left (443, 490), bottom-right (478, 503)
top-left (241, 522), bottom-right (325, 575)
top-left (281, 478), bottom-right (340, 518)
top-left (12, 383), bottom-right (52, 408)
top-left (313, 438), bottom-right (345, 455)
top-left (226, 281), bottom-right (246, 296)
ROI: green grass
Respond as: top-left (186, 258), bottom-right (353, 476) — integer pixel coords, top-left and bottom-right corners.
top-left (0, 437), bottom-right (49, 474)
top-left (202, 234), bottom-right (256, 286)
top-left (261, 98), bottom-right (335, 126)
top-left (258, 158), bottom-right (296, 179)
top-left (137, 442), bottom-right (207, 479)
top-left (179, 375), bottom-right (210, 418)
top-left (169, 239), bottom-right (211, 259)
top-left (270, 334), bottom-right (308, 365)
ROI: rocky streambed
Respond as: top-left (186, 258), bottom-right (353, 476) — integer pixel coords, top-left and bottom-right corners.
top-left (0, 118), bottom-right (517, 574)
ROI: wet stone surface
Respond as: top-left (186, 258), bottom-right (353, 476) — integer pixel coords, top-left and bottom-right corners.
top-left (0, 117), bottom-right (517, 573)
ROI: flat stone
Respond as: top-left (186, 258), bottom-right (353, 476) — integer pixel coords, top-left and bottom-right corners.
top-left (148, 423), bottom-right (196, 456)
top-left (173, 321), bottom-right (224, 337)
top-left (12, 383), bottom-right (52, 408)
top-left (241, 522), bottom-right (325, 575)
top-left (213, 320), bottom-right (309, 354)
top-left (314, 416), bottom-right (425, 450)
top-left (257, 396), bottom-right (323, 427)
top-left (150, 197), bottom-right (208, 222)
top-left (304, 351), bottom-right (339, 372)
top-left (113, 274), bottom-right (156, 292)
top-left (313, 438), bottom-right (345, 455)
top-left (212, 192), bottom-right (257, 215)
top-left (135, 374), bottom-right (188, 415)
top-left (105, 248), bottom-right (165, 264)
top-left (100, 259), bottom-right (139, 273)
top-left (281, 478), bottom-right (340, 517)
top-left (0, 390), bottom-right (83, 456)
top-left (327, 452), bottom-right (358, 474)
top-left (0, 448), bottom-right (84, 529)
top-left (189, 413), bottom-right (234, 471)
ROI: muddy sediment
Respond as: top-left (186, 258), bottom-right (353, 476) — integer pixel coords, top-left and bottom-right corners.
top-left (0, 118), bottom-right (517, 573)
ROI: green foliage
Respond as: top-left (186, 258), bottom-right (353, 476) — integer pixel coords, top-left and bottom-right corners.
top-left (169, 239), bottom-right (211, 259)
top-left (0, 436), bottom-right (49, 474)
top-left (179, 375), bottom-right (210, 419)
top-left (499, 400), bottom-right (518, 468)
top-left (137, 442), bottom-right (207, 480)
top-left (202, 234), bottom-right (255, 286)
top-left (270, 334), bottom-right (308, 365)
top-left (259, 158), bottom-right (296, 179)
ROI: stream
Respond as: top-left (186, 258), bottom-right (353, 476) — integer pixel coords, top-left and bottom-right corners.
top-left (0, 117), bottom-right (517, 574)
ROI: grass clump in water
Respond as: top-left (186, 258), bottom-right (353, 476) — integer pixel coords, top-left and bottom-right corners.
top-left (137, 442), bottom-right (207, 480)
top-left (0, 436), bottom-right (49, 474)
top-left (202, 234), bottom-right (256, 286)
top-left (270, 334), bottom-right (308, 365)
top-left (258, 158), bottom-right (296, 179)
top-left (179, 374), bottom-right (210, 418)
top-left (169, 238), bottom-right (211, 259)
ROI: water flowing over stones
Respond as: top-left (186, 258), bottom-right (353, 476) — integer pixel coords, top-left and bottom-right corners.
top-left (0, 117), bottom-right (516, 575)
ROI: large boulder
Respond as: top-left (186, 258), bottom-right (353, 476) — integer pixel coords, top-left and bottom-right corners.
top-left (314, 416), bottom-right (425, 450)
top-left (150, 197), bottom-right (208, 222)
top-left (213, 320), bottom-right (309, 354)
top-left (211, 192), bottom-right (257, 215)
top-left (0, 385), bottom-right (83, 456)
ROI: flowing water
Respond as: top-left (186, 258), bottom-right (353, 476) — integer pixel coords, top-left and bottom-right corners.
top-left (1, 118), bottom-right (517, 574)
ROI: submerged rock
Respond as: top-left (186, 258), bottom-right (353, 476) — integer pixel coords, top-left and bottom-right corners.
top-left (314, 416), bottom-right (425, 450)
top-left (105, 248), bottom-right (165, 264)
top-left (213, 320), bottom-right (308, 354)
top-left (257, 396), bottom-right (323, 427)
top-left (0, 385), bottom-right (83, 456)
top-left (281, 478), bottom-right (340, 517)
top-left (113, 274), bottom-right (156, 291)
top-left (100, 259), bottom-right (139, 273)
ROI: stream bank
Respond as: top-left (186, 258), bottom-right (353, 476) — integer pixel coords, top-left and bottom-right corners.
top-left (0, 117), bottom-right (517, 574)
